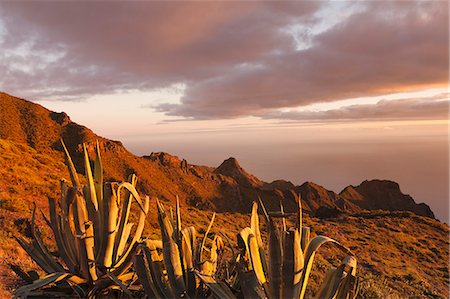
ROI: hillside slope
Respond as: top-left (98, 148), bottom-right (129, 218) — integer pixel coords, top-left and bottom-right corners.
top-left (0, 91), bottom-right (447, 298)
top-left (0, 92), bottom-right (435, 217)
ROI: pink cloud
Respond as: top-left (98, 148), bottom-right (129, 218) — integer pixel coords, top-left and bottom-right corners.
top-left (160, 1), bottom-right (448, 118)
top-left (0, 1), bottom-right (447, 120)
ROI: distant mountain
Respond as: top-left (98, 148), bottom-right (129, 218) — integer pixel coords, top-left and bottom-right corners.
top-left (214, 157), bottom-right (263, 188)
top-left (340, 180), bottom-right (435, 218)
top-left (295, 182), bottom-right (361, 213)
top-left (0, 91), bottom-right (436, 218)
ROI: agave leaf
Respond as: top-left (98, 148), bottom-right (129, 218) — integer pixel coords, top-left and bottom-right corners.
top-left (238, 228), bottom-right (267, 288)
top-left (9, 265), bottom-right (34, 284)
top-left (13, 272), bottom-right (70, 299)
top-left (257, 196), bottom-right (270, 223)
top-left (133, 252), bottom-right (158, 298)
top-left (175, 195), bottom-right (182, 241)
top-left (175, 195), bottom-right (187, 291)
top-left (259, 197), bottom-right (282, 299)
top-left (237, 269), bottom-right (268, 299)
top-left (314, 267), bottom-right (341, 299)
top-left (301, 227), bottom-right (310, 254)
top-left (30, 203), bottom-right (65, 273)
top-left (199, 212), bottom-right (216, 263)
top-left (113, 195), bottom-right (149, 275)
top-left (94, 140), bottom-right (103, 251)
top-left (250, 202), bottom-right (268, 277)
top-left (293, 229), bottom-right (304, 285)
top-left (40, 209), bottom-right (51, 229)
top-left (334, 256), bottom-right (358, 299)
top-left (185, 226), bottom-right (198, 263)
top-left (82, 146), bottom-right (100, 258)
top-left (251, 202), bottom-right (263, 249)
top-left (314, 256), bottom-right (358, 299)
top-left (156, 199), bottom-right (173, 243)
top-left (195, 270), bottom-right (237, 299)
top-left (157, 200), bottom-right (186, 297)
top-left (106, 271), bottom-right (133, 297)
top-left (93, 140), bottom-right (103, 201)
top-left (59, 211), bottom-right (78, 268)
top-left (117, 182), bottom-right (146, 214)
top-left (142, 241), bottom-right (173, 298)
top-left (60, 139), bottom-right (80, 188)
top-left (297, 196), bottom-right (303, 240)
top-left (279, 199), bottom-right (287, 232)
top-left (113, 174), bottom-right (136, 263)
top-left (282, 229), bottom-right (295, 299)
top-left (98, 183), bottom-right (119, 269)
top-left (147, 239), bottom-right (163, 250)
top-left (60, 180), bottom-right (70, 217)
top-left (116, 223), bottom-right (134, 258)
top-left (67, 198), bottom-right (82, 268)
top-left (15, 237), bottom-right (55, 274)
top-left (164, 243), bottom-right (185, 290)
top-left (181, 228), bottom-right (196, 294)
top-left (297, 236), bottom-right (351, 299)
top-left (83, 143), bottom-right (98, 211)
top-left (269, 230), bottom-right (282, 299)
top-left (73, 191), bottom-right (97, 281)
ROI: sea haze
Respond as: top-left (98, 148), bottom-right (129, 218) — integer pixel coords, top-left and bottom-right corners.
top-left (123, 120), bottom-right (449, 223)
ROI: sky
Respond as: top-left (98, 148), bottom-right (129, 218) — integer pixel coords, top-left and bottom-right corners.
top-left (0, 1), bottom-right (448, 221)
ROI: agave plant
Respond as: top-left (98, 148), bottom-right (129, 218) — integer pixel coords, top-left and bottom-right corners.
top-left (13, 140), bottom-right (149, 298)
top-left (133, 197), bottom-right (235, 298)
top-left (234, 198), bottom-right (358, 299)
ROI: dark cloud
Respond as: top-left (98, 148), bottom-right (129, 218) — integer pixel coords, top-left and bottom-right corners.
top-left (159, 1), bottom-right (448, 118)
top-left (0, 2), bottom-right (318, 99)
top-left (260, 94), bottom-right (449, 122)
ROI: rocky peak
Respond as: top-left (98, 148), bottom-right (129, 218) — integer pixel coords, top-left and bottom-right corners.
top-left (295, 182), bottom-right (361, 213)
top-left (50, 111), bottom-right (71, 126)
top-left (214, 157), bottom-right (263, 188)
top-left (262, 179), bottom-right (296, 191)
top-left (145, 152), bottom-right (182, 167)
top-left (340, 185), bottom-right (364, 201)
top-left (340, 179), bottom-right (435, 218)
top-left (215, 157), bottom-right (240, 172)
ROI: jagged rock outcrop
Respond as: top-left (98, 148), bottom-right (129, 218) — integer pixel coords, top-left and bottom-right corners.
top-left (340, 180), bottom-right (435, 218)
top-left (263, 179), bottom-right (296, 191)
top-left (295, 182), bottom-right (361, 213)
top-left (214, 157), bottom-right (263, 188)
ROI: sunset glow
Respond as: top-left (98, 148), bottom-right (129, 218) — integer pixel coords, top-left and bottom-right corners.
top-left (0, 1), bottom-right (448, 221)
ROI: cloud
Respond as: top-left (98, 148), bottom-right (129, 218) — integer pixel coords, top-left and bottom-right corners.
top-left (0, 2), bottom-right (318, 99)
top-left (260, 93), bottom-right (449, 122)
top-left (158, 1), bottom-right (449, 118)
top-left (0, 1), bottom-right (448, 120)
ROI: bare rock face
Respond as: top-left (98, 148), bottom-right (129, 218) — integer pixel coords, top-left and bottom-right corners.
top-left (263, 179), bottom-right (296, 191)
top-left (214, 157), bottom-right (263, 188)
top-left (295, 182), bottom-right (361, 213)
top-left (340, 180), bottom-right (435, 218)
top-left (50, 111), bottom-right (71, 126)
top-left (145, 152), bottom-right (182, 167)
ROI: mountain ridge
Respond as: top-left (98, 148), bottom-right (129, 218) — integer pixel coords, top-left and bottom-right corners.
top-left (0, 91), bottom-right (436, 218)
top-left (0, 91), bottom-right (448, 298)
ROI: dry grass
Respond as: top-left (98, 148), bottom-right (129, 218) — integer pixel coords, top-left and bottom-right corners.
top-left (0, 138), bottom-right (448, 298)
